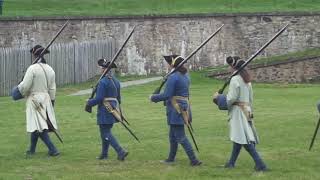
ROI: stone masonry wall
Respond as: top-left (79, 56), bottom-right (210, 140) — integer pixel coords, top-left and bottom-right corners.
top-left (209, 56), bottom-right (320, 83)
top-left (0, 13), bottom-right (319, 75)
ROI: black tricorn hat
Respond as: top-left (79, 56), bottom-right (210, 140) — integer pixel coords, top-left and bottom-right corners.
top-left (226, 56), bottom-right (244, 70)
top-left (163, 55), bottom-right (185, 67)
top-left (98, 58), bottom-right (117, 68)
top-left (30, 44), bottom-right (50, 56)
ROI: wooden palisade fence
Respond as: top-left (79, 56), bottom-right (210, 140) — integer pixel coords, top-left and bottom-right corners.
top-left (0, 38), bottom-right (116, 96)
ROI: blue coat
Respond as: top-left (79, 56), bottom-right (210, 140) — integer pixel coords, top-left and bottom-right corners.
top-left (87, 75), bottom-right (121, 125)
top-left (151, 72), bottom-right (192, 125)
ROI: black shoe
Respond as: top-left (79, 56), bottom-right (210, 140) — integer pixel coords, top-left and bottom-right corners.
top-left (254, 166), bottom-right (269, 172)
top-left (48, 151), bottom-right (60, 157)
top-left (117, 151), bottom-right (129, 161)
top-left (224, 163), bottom-right (235, 169)
top-left (26, 150), bottom-right (35, 156)
top-left (191, 160), bottom-right (202, 166)
top-left (96, 155), bottom-right (108, 160)
top-left (160, 159), bottom-right (175, 164)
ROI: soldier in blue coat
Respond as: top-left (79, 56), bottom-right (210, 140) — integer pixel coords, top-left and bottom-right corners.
top-left (86, 59), bottom-right (128, 160)
top-left (150, 55), bottom-right (201, 166)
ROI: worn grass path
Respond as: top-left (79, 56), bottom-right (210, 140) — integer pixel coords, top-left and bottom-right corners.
top-left (70, 76), bottom-right (162, 96)
top-left (0, 72), bottom-right (320, 179)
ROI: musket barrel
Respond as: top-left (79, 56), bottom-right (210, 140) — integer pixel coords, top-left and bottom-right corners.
top-left (32, 20), bottom-right (69, 65)
top-left (85, 26), bottom-right (136, 113)
top-left (94, 27), bottom-right (135, 92)
top-left (19, 20), bottom-right (69, 83)
top-left (152, 24), bottom-right (224, 94)
top-left (217, 24), bottom-right (289, 95)
top-left (171, 24), bottom-right (224, 76)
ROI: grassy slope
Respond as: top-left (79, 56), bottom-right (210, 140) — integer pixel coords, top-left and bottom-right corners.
top-left (1, 0), bottom-right (320, 17)
top-left (0, 72), bottom-right (320, 179)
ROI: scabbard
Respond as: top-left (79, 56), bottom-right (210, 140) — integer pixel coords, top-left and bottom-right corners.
top-left (181, 110), bottom-right (194, 132)
top-left (309, 117), bottom-right (320, 151)
top-left (104, 102), bottom-right (122, 122)
top-left (31, 99), bottom-right (63, 143)
top-left (103, 101), bottom-right (140, 142)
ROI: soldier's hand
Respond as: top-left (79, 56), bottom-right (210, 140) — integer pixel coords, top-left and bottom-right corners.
top-left (51, 100), bottom-right (55, 107)
top-left (213, 92), bottom-right (219, 99)
top-left (86, 99), bottom-right (91, 105)
top-left (149, 95), bottom-right (155, 102)
top-left (85, 99), bottom-right (93, 113)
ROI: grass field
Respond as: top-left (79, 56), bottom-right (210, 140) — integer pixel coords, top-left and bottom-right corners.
top-left (1, 0), bottom-right (320, 17)
top-left (0, 72), bottom-right (320, 179)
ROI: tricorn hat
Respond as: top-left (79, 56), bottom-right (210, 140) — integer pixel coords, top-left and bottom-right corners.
top-left (30, 44), bottom-right (50, 56)
top-left (226, 56), bottom-right (244, 70)
top-left (97, 58), bottom-right (117, 68)
top-left (163, 55), bottom-right (185, 67)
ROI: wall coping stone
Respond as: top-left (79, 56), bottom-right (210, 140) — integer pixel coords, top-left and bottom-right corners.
top-left (1, 12), bottom-right (320, 21)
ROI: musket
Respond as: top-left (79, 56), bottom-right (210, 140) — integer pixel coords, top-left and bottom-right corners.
top-left (152, 24), bottom-right (224, 94)
top-left (32, 20), bottom-right (69, 65)
top-left (216, 24), bottom-right (289, 95)
top-left (84, 26), bottom-right (139, 142)
top-left (19, 20), bottom-right (69, 82)
top-left (85, 26), bottom-right (136, 113)
top-left (309, 102), bottom-right (320, 151)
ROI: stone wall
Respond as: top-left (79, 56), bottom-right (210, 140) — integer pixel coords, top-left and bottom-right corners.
top-left (208, 56), bottom-right (320, 83)
top-left (0, 13), bottom-right (319, 75)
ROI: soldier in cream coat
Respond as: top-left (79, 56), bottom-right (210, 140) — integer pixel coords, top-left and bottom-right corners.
top-left (12, 45), bottom-right (59, 156)
top-left (214, 56), bottom-right (267, 172)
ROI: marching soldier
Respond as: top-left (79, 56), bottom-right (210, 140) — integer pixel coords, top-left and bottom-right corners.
top-left (11, 44), bottom-right (60, 157)
top-left (150, 55), bottom-right (201, 166)
top-left (86, 59), bottom-right (128, 160)
top-left (213, 56), bottom-right (268, 172)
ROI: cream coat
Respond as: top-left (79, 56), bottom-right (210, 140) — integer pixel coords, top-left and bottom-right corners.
top-left (18, 63), bottom-right (57, 132)
top-left (226, 75), bottom-right (259, 144)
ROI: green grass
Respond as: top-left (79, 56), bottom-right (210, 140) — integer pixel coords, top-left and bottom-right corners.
top-left (204, 47), bottom-right (320, 75)
top-left (0, 72), bottom-right (320, 179)
top-left (1, 0), bottom-right (320, 17)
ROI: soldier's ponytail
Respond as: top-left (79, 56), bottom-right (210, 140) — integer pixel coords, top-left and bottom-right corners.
top-left (235, 60), bottom-right (251, 83)
top-left (176, 65), bottom-right (188, 74)
top-left (239, 69), bottom-right (251, 83)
